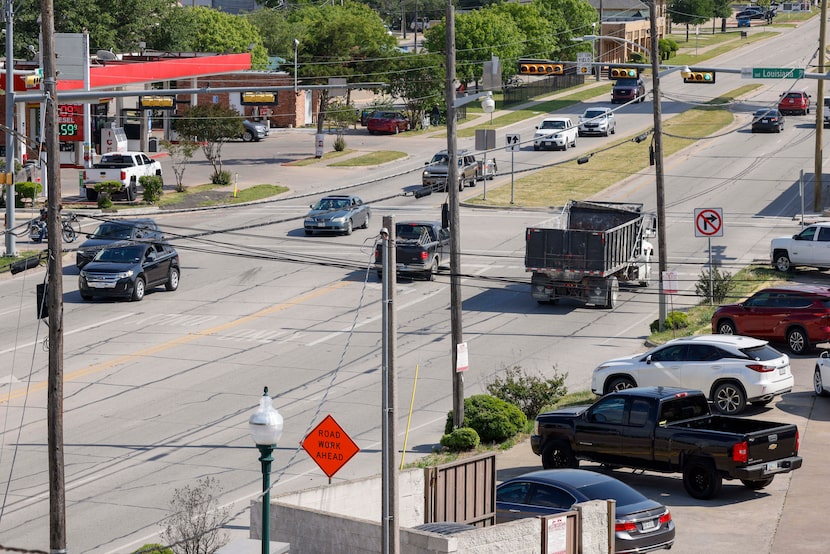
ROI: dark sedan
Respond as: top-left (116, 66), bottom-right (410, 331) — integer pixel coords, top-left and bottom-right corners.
top-left (79, 243), bottom-right (180, 302)
top-left (497, 469), bottom-right (675, 553)
top-left (303, 194), bottom-right (371, 236)
top-left (751, 108), bottom-right (784, 133)
top-left (75, 218), bottom-right (162, 268)
top-left (367, 111), bottom-right (409, 134)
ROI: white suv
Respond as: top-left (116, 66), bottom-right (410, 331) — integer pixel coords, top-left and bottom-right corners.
top-left (590, 334), bottom-right (793, 415)
top-left (578, 107), bottom-right (616, 137)
top-left (533, 117), bottom-right (577, 151)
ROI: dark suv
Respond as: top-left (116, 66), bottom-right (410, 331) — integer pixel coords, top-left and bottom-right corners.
top-left (711, 285), bottom-right (830, 354)
top-left (76, 218), bottom-right (163, 268)
top-left (612, 77), bottom-right (646, 104)
top-left (79, 242), bottom-right (180, 301)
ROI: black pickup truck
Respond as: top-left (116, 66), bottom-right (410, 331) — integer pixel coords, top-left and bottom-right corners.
top-left (531, 387), bottom-right (802, 499)
top-left (374, 221), bottom-right (450, 280)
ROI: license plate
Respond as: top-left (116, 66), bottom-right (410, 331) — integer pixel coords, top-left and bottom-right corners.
top-left (641, 519), bottom-right (657, 531)
top-left (89, 282), bottom-right (116, 289)
top-left (766, 461), bottom-right (779, 471)
top-left (317, 222), bottom-right (326, 227)
top-left (779, 366), bottom-right (787, 375)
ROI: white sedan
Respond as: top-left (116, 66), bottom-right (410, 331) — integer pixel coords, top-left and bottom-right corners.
top-left (591, 334), bottom-right (793, 414)
top-left (815, 351), bottom-right (830, 397)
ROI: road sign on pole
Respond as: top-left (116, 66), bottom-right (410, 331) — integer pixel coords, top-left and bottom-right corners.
top-left (505, 133), bottom-right (520, 152)
top-left (302, 414), bottom-right (360, 478)
top-left (694, 208), bottom-right (723, 237)
top-left (576, 52), bottom-right (592, 75)
top-left (742, 67), bottom-right (805, 79)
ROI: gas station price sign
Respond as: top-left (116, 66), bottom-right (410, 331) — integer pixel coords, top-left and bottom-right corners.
top-left (58, 104), bottom-right (84, 141)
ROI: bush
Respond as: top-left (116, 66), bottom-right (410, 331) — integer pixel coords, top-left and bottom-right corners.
top-left (15, 181), bottom-right (42, 205)
top-left (97, 192), bottom-right (113, 209)
top-left (140, 175), bottom-right (164, 203)
top-left (649, 310), bottom-right (690, 333)
top-left (211, 170), bottom-right (232, 185)
top-left (695, 265), bottom-right (734, 303)
top-left (439, 427), bottom-right (480, 451)
top-left (445, 394), bottom-right (526, 443)
top-left (94, 180), bottom-right (124, 196)
top-left (133, 545), bottom-right (173, 554)
top-left (334, 133), bottom-right (347, 152)
top-left (485, 366), bottom-right (568, 419)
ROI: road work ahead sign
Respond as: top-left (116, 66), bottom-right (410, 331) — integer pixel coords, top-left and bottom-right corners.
top-left (302, 414), bottom-right (360, 478)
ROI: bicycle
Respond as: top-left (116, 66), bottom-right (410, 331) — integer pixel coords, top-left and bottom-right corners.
top-left (29, 212), bottom-right (82, 243)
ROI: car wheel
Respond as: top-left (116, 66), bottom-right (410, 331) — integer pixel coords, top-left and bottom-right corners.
top-left (80, 292), bottom-right (93, 301)
top-left (369, 130), bottom-right (376, 135)
top-left (344, 219), bottom-right (353, 236)
top-left (741, 477), bottom-right (774, 490)
top-left (458, 179), bottom-right (464, 192)
top-left (541, 441), bottom-right (578, 469)
top-left (533, 144), bottom-right (540, 151)
top-left (394, 126), bottom-right (399, 135)
top-left (682, 458), bottom-right (722, 499)
top-left (304, 229), bottom-right (313, 236)
top-left (165, 267), bottom-right (180, 291)
top-left (572, 137), bottom-right (577, 148)
top-left (126, 181), bottom-right (136, 202)
top-left (713, 381), bottom-right (746, 414)
top-left (85, 188), bottom-right (98, 201)
top-left (773, 250), bottom-right (792, 272)
top-left (603, 128), bottom-right (609, 137)
top-left (606, 376), bottom-right (636, 395)
top-left (605, 277), bottom-right (618, 309)
top-left (426, 259), bottom-right (438, 281)
top-left (131, 276), bottom-right (146, 302)
top-left (815, 366), bottom-right (829, 396)
top-left (716, 319), bottom-right (737, 335)
top-left (242, 130), bottom-right (254, 142)
top-left (787, 327), bottom-right (810, 354)
top-left (776, 124), bottom-right (782, 133)
top-left (361, 213), bottom-right (370, 229)
top-left (610, 125), bottom-right (616, 135)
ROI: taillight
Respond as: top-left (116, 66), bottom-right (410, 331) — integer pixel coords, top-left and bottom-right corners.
top-left (746, 363), bottom-right (775, 373)
top-left (375, 247), bottom-right (382, 262)
top-left (615, 520), bottom-right (637, 532)
top-left (796, 430), bottom-right (800, 453)
top-left (419, 251), bottom-right (428, 260)
top-left (733, 440), bottom-right (748, 463)
top-left (659, 510), bottom-right (672, 524)
top-left (120, 170), bottom-right (127, 180)
top-left (83, 170), bottom-right (88, 179)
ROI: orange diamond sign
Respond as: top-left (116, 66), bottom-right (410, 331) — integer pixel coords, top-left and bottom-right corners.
top-left (301, 415), bottom-right (360, 478)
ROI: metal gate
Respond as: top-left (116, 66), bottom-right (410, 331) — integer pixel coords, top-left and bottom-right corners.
top-left (424, 452), bottom-right (496, 527)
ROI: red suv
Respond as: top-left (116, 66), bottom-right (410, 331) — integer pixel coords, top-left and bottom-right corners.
top-left (711, 285), bottom-right (830, 354)
top-left (778, 91), bottom-right (811, 115)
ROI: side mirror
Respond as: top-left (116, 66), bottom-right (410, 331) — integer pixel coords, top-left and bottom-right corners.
top-left (646, 354), bottom-right (653, 364)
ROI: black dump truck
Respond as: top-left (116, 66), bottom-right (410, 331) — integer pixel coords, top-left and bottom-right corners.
top-left (531, 387), bottom-right (802, 499)
top-left (525, 200), bottom-right (656, 308)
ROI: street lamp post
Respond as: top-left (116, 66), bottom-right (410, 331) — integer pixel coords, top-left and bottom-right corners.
top-left (248, 387), bottom-right (284, 554)
top-left (292, 39), bottom-right (300, 95)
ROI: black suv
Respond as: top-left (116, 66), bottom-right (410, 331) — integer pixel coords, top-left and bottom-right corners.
top-left (75, 218), bottom-right (162, 268)
top-left (612, 77), bottom-right (646, 104)
top-left (79, 242), bottom-right (180, 301)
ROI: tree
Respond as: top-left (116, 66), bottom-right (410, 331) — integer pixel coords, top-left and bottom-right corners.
top-left (159, 476), bottom-right (231, 554)
top-left (492, 2), bottom-right (558, 76)
top-left (669, 0), bottom-right (715, 42)
top-left (174, 105), bottom-right (244, 184)
top-left (712, 0), bottom-right (733, 33)
top-left (161, 139), bottom-right (199, 193)
top-left (533, 0), bottom-right (597, 61)
top-left (386, 52), bottom-right (445, 129)
top-left (178, 6), bottom-right (269, 69)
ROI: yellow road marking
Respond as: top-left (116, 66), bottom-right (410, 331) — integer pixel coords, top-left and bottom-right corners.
top-left (0, 281), bottom-right (350, 404)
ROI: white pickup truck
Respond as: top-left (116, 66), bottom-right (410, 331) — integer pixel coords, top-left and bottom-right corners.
top-left (533, 117), bottom-right (577, 151)
top-left (83, 151), bottom-right (163, 202)
top-left (771, 222), bottom-right (830, 272)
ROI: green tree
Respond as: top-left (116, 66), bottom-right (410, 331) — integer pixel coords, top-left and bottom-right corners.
top-left (161, 139), bottom-right (199, 193)
top-left (243, 8), bottom-right (305, 60)
top-left (174, 104), bottom-right (244, 183)
top-left (493, 2), bottom-right (558, 76)
top-left (712, 0), bottom-right (734, 33)
top-left (533, 0), bottom-right (597, 61)
top-left (669, 0), bottom-right (715, 42)
top-left (181, 6), bottom-right (269, 69)
top-left (387, 52), bottom-right (445, 129)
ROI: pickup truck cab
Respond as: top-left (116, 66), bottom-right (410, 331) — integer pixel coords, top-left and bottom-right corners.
top-left (374, 220), bottom-right (450, 280)
top-left (532, 387), bottom-right (802, 499)
top-left (533, 117), bottom-right (577, 151)
top-left (771, 222), bottom-right (830, 272)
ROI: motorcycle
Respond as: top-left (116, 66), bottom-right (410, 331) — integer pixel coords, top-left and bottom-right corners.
top-left (29, 212), bottom-right (80, 243)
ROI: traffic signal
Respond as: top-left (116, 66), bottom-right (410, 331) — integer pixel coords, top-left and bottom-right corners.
top-left (139, 95), bottom-right (175, 109)
top-left (241, 91), bottom-right (278, 105)
top-left (608, 66), bottom-right (639, 79)
top-left (683, 71), bottom-right (716, 84)
top-left (519, 63), bottom-right (564, 76)
top-left (23, 74), bottom-right (41, 88)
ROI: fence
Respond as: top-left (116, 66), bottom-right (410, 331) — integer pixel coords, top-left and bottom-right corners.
top-left (503, 74), bottom-right (586, 106)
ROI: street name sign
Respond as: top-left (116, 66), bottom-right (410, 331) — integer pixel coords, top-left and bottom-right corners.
top-left (741, 67), bottom-right (805, 79)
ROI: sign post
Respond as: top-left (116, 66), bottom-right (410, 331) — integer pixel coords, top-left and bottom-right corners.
top-left (694, 208), bottom-right (724, 305)
top-left (505, 133), bottom-right (519, 204)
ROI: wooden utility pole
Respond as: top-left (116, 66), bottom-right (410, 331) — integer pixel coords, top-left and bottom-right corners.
top-left (41, 0), bottom-right (67, 551)
top-left (815, 0), bottom-right (827, 211)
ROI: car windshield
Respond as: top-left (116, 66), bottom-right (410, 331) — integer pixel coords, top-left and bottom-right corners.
top-left (93, 245), bottom-right (145, 263)
top-left (616, 78), bottom-right (638, 86)
top-left (742, 344), bottom-right (784, 361)
top-left (583, 110), bottom-right (606, 119)
top-left (754, 109), bottom-right (777, 117)
top-left (578, 479), bottom-right (646, 507)
top-left (91, 222), bottom-right (138, 239)
top-left (540, 120), bottom-right (566, 130)
top-left (430, 154), bottom-right (449, 165)
top-left (314, 198), bottom-right (349, 210)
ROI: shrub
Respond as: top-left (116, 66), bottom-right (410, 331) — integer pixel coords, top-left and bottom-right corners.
top-left (649, 310), bottom-right (690, 333)
top-left (133, 545), bottom-right (173, 554)
top-left (97, 192), bottom-right (113, 209)
top-left (439, 427), bottom-right (480, 451)
top-left (334, 133), bottom-right (347, 152)
top-left (486, 366), bottom-right (568, 419)
top-left (159, 476), bottom-right (230, 554)
top-left (695, 265), bottom-right (734, 303)
top-left (15, 181), bottom-right (42, 204)
top-left (211, 170), bottom-right (232, 185)
top-left (94, 180), bottom-right (124, 196)
top-left (445, 394), bottom-right (526, 443)
top-left (140, 175), bottom-right (164, 203)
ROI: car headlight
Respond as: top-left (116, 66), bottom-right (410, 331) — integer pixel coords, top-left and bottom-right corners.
top-left (423, 170), bottom-right (431, 177)
top-left (331, 216), bottom-right (346, 223)
top-left (116, 270), bottom-right (134, 279)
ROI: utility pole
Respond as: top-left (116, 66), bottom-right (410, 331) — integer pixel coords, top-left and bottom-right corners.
top-left (445, 4), bottom-right (463, 429)
top-left (648, 0), bottom-right (668, 330)
top-left (41, 0), bottom-right (67, 551)
top-left (4, 0), bottom-right (16, 257)
top-left (815, 0), bottom-right (827, 211)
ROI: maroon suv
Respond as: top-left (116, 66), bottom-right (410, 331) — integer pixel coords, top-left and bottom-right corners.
top-left (778, 91), bottom-right (811, 115)
top-left (711, 285), bottom-right (830, 354)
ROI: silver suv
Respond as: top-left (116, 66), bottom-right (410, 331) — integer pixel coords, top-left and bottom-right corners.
top-left (578, 108), bottom-right (616, 137)
top-left (422, 149), bottom-right (478, 192)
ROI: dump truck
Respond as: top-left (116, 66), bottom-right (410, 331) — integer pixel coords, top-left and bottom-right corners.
top-left (525, 200), bottom-right (656, 308)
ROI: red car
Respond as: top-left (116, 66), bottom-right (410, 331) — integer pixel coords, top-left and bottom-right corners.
top-left (367, 111), bottom-right (410, 134)
top-left (711, 285), bottom-right (830, 354)
top-left (778, 91), bottom-right (811, 115)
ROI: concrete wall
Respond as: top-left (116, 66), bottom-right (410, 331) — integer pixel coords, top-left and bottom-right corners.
top-left (251, 469), bottom-right (612, 553)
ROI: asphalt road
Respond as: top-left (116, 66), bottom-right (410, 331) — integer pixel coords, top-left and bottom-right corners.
top-left (1, 16), bottom-right (830, 553)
